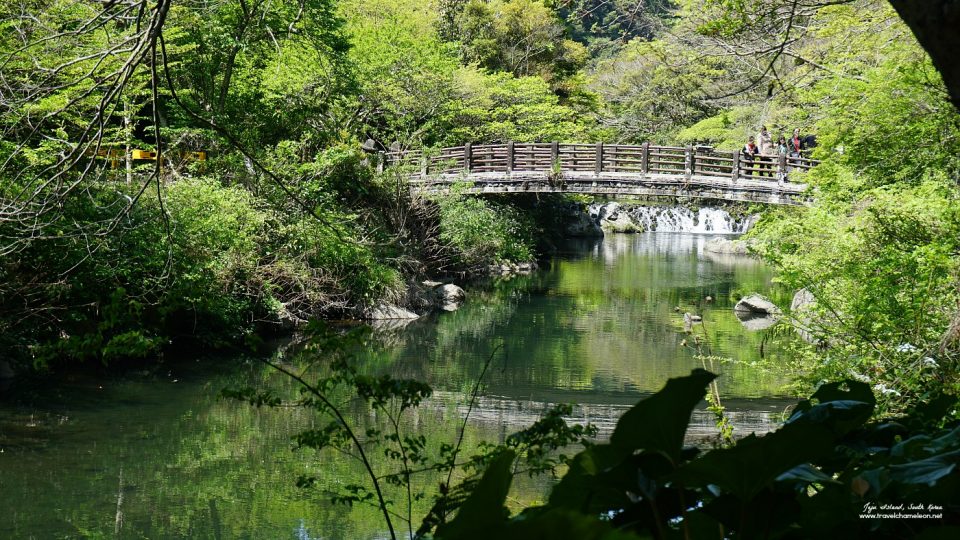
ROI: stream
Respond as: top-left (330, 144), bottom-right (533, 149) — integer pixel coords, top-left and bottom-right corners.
top-left (0, 231), bottom-right (800, 539)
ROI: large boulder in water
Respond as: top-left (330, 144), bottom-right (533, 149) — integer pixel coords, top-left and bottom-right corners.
top-left (734, 294), bottom-right (782, 317)
top-left (734, 294), bottom-right (782, 330)
top-left (593, 202), bottom-right (643, 233)
top-left (366, 317), bottom-right (418, 332)
top-left (434, 283), bottom-right (466, 312)
top-left (562, 202), bottom-right (603, 237)
top-left (603, 213), bottom-right (641, 233)
top-left (704, 237), bottom-right (751, 255)
top-left (599, 203), bottom-right (641, 232)
top-left (412, 281), bottom-right (468, 312)
top-left (790, 288), bottom-right (819, 344)
top-left (791, 288), bottom-right (816, 313)
top-left (735, 311), bottom-right (779, 330)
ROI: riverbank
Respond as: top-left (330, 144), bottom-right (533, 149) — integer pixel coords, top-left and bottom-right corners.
top-left (0, 194), bottom-right (769, 379)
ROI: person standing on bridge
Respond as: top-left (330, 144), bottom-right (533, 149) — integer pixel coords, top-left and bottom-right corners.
top-left (743, 135), bottom-right (759, 176)
top-left (777, 134), bottom-right (790, 183)
top-left (757, 126), bottom-right (774, 177)
top-left (789, 128), bottom-right (805, 158)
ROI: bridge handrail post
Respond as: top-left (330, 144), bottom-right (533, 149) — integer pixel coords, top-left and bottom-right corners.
top-left (464, 143), bottom-right (472, 173)
top-left (595, 142), bottom-right (603, 175)
top-left (641, 142), bottom-right (649, 174)
top-left (685, 146), bottom-right (694, 180)
top-left (551, 141), bottom-right (559, 170)
top-left (507, 142), bottom-right (514, 173)
top-left (731, 150), bottom-right (740, 182)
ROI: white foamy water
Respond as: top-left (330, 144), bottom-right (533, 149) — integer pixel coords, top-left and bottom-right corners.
top-left (629, 206), bottom-right (755, 233)
top-left (592, 203), bottom-right (757, 234)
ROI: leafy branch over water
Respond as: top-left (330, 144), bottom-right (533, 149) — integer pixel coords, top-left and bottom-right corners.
top-left (433, 371), bottom-right (960, 539)
top-left (223, 322), bottom-right (598, 540)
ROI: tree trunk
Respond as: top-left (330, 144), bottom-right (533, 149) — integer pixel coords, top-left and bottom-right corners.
top-left (217, 47), bottom-right (240, 113)
top-left (887, 1), bottom-right (960, 110)
top-left (124, 101), bottom-right (133, 184)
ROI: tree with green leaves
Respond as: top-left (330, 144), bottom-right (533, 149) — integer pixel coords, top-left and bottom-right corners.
top-left (438, 0), bottom-right (588, 85)
top-left (0, 0), bottom-right (406, 366)
top-left (591, 38), bottom-right (724, 143)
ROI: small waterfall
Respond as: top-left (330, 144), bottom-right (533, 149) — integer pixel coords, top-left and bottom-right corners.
top-left (589, 203), bottom-right (755, 234)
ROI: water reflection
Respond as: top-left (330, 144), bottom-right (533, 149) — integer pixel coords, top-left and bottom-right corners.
top-left (0, 233), bottom-right (799, 539)
top-left (378, 233), bottom-right (794, 402)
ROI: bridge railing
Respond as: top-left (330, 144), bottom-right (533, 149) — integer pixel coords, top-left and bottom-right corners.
top-left (386, 143), bottom-right (818, 183)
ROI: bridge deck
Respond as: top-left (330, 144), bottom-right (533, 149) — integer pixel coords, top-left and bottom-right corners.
top-left (410, 170), bottom-right (807, 206)
top-left (388, 142), bottom-right (815, 206)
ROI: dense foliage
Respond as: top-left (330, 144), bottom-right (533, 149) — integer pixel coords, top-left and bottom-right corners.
top-left (576, 0), bottom-right (960, 412)
top-left (731, 4), bottom-right (960, 412)
top-left (430, 370), bottom-right (960, 539)
top-left (1, 0), bottom-right (598, 368)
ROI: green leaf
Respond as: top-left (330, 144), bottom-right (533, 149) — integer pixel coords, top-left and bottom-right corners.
top-left (809, 380), bottom-right (875, 405)
top-left (886, 449), bottom-right (960, 486)
top-left (787, 380), bottom-right (875, 435)
top-left (610, 369), bottom-right (716, 461)
top-left (435, 449), bottom-right (517, 539)
top-left (925, 425), bottom-right (960, 454)
top-left (548, 370), bottom-right (716, 514)
top-left (547, 443), bottom-right (639, 512)
top-left (671, 422), bottom-right (837, 500)
top-left (775, 463), bottom-right (838, 486)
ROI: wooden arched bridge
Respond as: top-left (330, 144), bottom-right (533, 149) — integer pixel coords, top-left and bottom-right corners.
top-left (385, 142), bottom-right (816, 205)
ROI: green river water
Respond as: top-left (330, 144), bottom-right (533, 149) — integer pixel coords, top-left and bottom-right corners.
top-left (0, 233), bottom-right (800, 539)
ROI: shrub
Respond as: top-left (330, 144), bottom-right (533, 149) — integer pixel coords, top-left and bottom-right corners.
top-left (278, 217), bottom-right (403, 307)
top-left (436, 193), bottom-right (535, 268)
